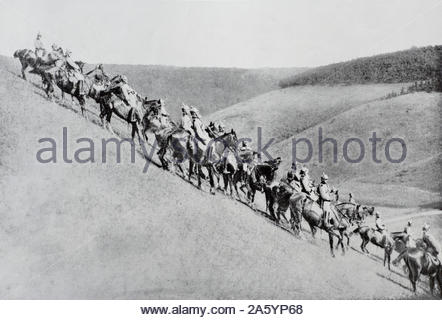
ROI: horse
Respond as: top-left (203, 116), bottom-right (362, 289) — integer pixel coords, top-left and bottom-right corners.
top-left (393, 248), bottom-right (442, 296)
top-left (350, 225), bottom-right (395, 269)
top-left (289, 196), bottom-right (346, 257)
top-left (335, 202), bottom-right (374, 224)
top-left (240, 159), bottom-right (281, 208)
top-left (99, 86), bottom-right (147, 142)
top-left (13, 49), bottom-right (55, 94)
top-left (47, 68), bottom-right (93, 116)
top-left (206, 130), bottom-right (240, 197)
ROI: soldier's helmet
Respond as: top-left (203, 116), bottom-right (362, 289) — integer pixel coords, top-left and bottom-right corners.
top-left (407, 220), bottom-right (412, 226)
top-left (349, 192), bottom-right (353, 197)
top-left (181, 103), bottom-right (190, 113)
top-left (287, 171), bottom-right (295, 180)
top-left (375, 211), bottom-right (381, 218)
top-left (423, 223), bottom-right (430, 231)
top-left (190, 106), bottom-right (200, 118)
top-left (51, 43), bottom-right (59, 50)
top-left (65, 49), bottom-right (72, 57)
top-left (242, 140), bottom-right (249, 147)
top-left (218, 122), bottom-right (225, 131)
top-left (37, 32), bottom-right (42, 38)
top-left (321, 173), bottom-right (329, 181)
top-left (120, 75), bottom-right (128, 84)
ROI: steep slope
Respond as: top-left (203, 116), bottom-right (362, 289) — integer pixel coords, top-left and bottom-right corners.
top-left (0, 58), bottom-right (428, 299)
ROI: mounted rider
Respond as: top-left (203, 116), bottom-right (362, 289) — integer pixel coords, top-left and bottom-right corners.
top-left (275, 170), bottom-right (302, 222)
top-left (180, 104), bottom-right (193, 134)
top-left (190, 106), bottom-right (211, 156)
top-left (300, 167), bottom-right (313, 195)
top-left (64, 49), bottom-right (85, 95)
top-left (422, 223), bottom-right (441, 265)
top-left (105, 75), bottom-right (142, 122)
top-left (374, 211), bottom-right (388, 244)
top-left (238, 140), bottom-right (254, 180)
top-left (348, 192), bottom-right (356, 204)
top-left (318, 173), bottom-right (333, 228)
top-left (43, 44), bottom-right (65, 76)
top-left (34, 33), bottom-right (46, 58)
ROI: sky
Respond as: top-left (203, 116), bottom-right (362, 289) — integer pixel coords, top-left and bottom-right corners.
top-left (0, 0), bottom-right (441, 68)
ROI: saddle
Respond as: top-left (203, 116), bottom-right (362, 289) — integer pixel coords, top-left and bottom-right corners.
top-left (424, 252), bottom-right (441, 267)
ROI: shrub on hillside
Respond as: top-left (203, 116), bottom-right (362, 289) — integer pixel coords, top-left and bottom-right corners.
top-left (279, 46), bottom-right (442, 90)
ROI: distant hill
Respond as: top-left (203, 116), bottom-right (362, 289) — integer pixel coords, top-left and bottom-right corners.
top-left (209, 83), bottom-right (407, 144)
top-left (100, 64), bottom-right (306, 118)
top-left (279, 46), bottom-right (442, 88)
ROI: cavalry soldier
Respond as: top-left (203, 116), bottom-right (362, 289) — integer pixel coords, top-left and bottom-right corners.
top-left (318, 173), bottom-right (333, 228)
top-left (403, 220), bottom-right (413, 248)
top-left (300, 167), bottom-right (312, 195)
top-left (44, 44), bottom-right (65, 75)
top-left (64, 49), bottom-right (85, 95)
top-left (180, 104), bottom-right (193, 134)
top-left (374, 211), bottom-right (387, 241)
top-left (422, 224), bottom-right (441, 264)
top-left (276, 171), bottom-right (300, 220)
top-left (190, 106), bottom-right (211, 146)
top-left (349, 193), bottom-right (356, 204)
top-left (34, 32), bottom-right (45, 58)
top-left (238, 140), bottom-right (254, 181)
top-left (217, 122), bottom-right (226, 134)
top-left (106, 75), bottom-right (142, 121)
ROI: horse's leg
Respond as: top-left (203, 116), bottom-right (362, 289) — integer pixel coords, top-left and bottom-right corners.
top-left (437, 269), bottom-right (442, 298)
top-left (158, 147), bottom-right (168, 170)
top-left (21, 65), bottom-right (27, 80)
top-left (429, 277), bottom-right (435, 296)
top-left (197, 165), bottom-right (202, 189)
top-left (310, 224), bottom-right (317, 239)
top-left (329, 233), bottom-right (335, 258)
top-left (207, 166), bottom-right (215, 194)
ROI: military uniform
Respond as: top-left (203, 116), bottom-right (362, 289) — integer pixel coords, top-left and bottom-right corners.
top-left (34, 35), bottom-right (45, 58)
top-left (318, 178), bottom-right (332, 228)
top-left (423, 232), bottom-right (440, 259)
top-left (180, 105), bottom-right (193, 133)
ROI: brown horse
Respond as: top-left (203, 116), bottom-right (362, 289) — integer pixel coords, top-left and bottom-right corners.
top-left (290, 197), bottom-right (345, 257)
top-left (393, 248), bottom-right (442, 296)
top-left (350, 225), bottom-right (395, 269)
top-left (99, 87), bottom-right (148, 142)
top-left (14, 49), bottom-right (40, 80)
top-left (335, 202), bottom-right (374, 224)
top-left (239, 159), bottom-right (281, 209)
top-left (204, 130), bottom-right (240, 197)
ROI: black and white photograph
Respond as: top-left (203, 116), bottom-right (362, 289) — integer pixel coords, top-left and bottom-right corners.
top-left (0, 0), bottom-right (441, 317)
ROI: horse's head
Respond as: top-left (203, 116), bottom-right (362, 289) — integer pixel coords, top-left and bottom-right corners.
top-left (13, 49), bottom-right (20, 58)
top-left (220, 129), bottom-right (238, 149)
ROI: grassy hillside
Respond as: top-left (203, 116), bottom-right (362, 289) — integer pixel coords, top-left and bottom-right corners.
top-left (280, 46), bottom-right (442, 88)
top-left (0, 55), bottom-right (431, 299)
top-left (209, 83), bottom-right (407, 144)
